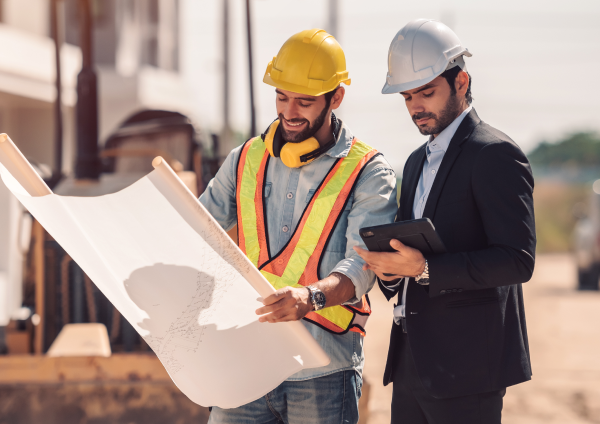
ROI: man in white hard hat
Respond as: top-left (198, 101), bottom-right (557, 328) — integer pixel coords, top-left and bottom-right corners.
top-left (355, 19), bottom-right (535, 423)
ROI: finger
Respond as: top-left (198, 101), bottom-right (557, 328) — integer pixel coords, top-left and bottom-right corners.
top-left (262, 288), bottom-right (291, 305)
top-left (266, 311), bottom-right (303, 323)
top-left (259, 308), bottom-right (293, 323)
top-left (256, 296), bottom-right (295, 315)
top-left (356, 250), bottom-right (392, 270)
top-left (353, 246), bottom-right (378, 262)
top-left (389, 239), bottom-right (406, 252)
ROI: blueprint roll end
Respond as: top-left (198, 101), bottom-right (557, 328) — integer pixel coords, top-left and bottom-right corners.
top-left (152, 156), bottom-right (164, 169)
top-left (0, 134), bottom-right (7, 143)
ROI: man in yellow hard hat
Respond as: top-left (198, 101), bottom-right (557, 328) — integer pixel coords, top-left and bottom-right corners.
top-left (200, 29), bottom-right (398, 423)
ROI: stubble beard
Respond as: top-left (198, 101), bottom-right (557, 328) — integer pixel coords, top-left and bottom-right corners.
top-left (412, 93), bottom-right (462, 136)
top-left (279, 103), bottom-right (330, 143)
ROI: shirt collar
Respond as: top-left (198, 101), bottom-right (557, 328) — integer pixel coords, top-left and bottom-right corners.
top-left (326, 118), bottom-right (354, 159)
top-left (427, 105), bottom-right (473, 155)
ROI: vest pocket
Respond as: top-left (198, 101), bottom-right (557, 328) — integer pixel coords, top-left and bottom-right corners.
top-left (264, 182), bottom-right (272, 198)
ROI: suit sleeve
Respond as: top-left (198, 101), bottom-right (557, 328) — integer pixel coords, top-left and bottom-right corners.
top-left (426, 141), bottom-right (536, 297)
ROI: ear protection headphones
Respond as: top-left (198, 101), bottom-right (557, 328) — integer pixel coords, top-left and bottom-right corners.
top-left (261, 114), bottom-right (339, 168)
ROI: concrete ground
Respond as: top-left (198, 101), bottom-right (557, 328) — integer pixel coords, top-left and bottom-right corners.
top-left (362, 253), bottom-right (600, 424)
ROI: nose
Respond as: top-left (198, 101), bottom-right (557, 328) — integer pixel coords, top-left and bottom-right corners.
top-left (408, 99), bottom-right (426, 116)
top-left (278, 101), bottom-right (302, 122)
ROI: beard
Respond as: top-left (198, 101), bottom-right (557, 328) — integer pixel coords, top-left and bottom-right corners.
top-left (412, 92), bottom-right (462, 136)
top-left (279, 103), bottom-right (330, 143)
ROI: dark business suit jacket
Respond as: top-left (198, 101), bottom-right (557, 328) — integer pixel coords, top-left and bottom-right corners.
top-left (380, 108), bottom-right (536, 399)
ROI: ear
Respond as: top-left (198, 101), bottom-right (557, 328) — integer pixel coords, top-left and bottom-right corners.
top-left (455, 71), bottom-right (469, 97)
top-left (330, 86), bottom-right (345, 110)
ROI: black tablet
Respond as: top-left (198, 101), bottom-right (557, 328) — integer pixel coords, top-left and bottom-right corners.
top-left (359, 218), bottom-right (446, 254)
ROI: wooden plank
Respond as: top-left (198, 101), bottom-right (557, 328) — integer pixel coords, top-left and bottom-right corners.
top-left (0, 354), bottom-right (171, 384)
top-left (33, 220), bottom-right (45, 355)
top-left (0, 383), bottom-right (210, 424)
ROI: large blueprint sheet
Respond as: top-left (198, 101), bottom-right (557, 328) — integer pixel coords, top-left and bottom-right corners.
top-left (0, 163), bottom-right (329, 408)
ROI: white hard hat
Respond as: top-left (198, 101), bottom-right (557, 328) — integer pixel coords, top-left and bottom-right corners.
top-left (382, 19), bottom-right (472, 94)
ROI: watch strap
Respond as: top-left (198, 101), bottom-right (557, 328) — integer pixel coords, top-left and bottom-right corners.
top-left (415, 260), bottom-right (430, 285)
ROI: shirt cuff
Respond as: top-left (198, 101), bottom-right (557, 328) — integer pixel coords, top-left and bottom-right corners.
top-left (331, 257), bottom-right (375, 305)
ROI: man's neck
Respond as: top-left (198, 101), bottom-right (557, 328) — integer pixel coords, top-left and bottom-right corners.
top-left (432, 103), bottom-right (469, 139)
top-left (314, 114), bottom-right (335, 147)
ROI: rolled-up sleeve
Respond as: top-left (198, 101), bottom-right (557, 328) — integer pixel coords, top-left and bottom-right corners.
top-left (199, 145), bottom-right (243, 231)
top-left (333, 155), bottom-right (398, 303)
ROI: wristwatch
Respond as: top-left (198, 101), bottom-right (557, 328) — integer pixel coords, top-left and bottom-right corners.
top-left (306, 286), bottom-right (326, 311)
top-left (415, 260), bottom-right (430, 286)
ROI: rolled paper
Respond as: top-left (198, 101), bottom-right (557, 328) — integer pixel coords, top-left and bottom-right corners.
top-left (0, 133), bottom-right (52, 197)
top-left (151, 156), bottom-right (279, 300)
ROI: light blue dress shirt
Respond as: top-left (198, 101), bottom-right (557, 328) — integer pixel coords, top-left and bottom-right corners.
top-left (200, 119), bottom-right (398, 380)
top-left (393, 106), bottom-right (472, 322)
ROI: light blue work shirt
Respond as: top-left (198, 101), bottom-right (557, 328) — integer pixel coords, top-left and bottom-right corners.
top-left (393, 105), bottom-right (472, 321)
top-left (200, 119), bottom-right (398, 380)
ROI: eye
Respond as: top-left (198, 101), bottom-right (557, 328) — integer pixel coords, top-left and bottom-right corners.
top-left (298, 102), bottom-right (311, 108)
top-left (422, 91), bottom-right (434, 98)
top-left (277, 97), bottom-right (287, 102)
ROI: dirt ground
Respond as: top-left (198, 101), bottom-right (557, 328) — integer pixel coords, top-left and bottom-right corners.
top-left (362, 253), bottom-right (600, 424)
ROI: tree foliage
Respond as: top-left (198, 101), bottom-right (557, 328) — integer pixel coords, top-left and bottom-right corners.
top-left (529, 132), bottom-right (600, 167)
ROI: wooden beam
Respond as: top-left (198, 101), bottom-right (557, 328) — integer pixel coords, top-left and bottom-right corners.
top-left (33, 221), bottom-right (45, 355)
top-left (0, 354), bottom-right (170, 384)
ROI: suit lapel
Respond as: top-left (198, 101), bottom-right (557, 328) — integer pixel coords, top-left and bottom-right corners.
top-left (399, 145), bottom-right (426, 221)
top-left (422, 109), bottom-right (481, 220)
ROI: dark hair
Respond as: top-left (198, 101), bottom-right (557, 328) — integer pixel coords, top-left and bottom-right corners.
top-left (440, 66), bottom-right (473, 105)
top-left (323, 85), bottom-right (341, 108)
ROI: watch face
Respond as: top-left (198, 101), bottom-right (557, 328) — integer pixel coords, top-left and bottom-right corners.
top-left (313, 291), bottom-right (326, 309)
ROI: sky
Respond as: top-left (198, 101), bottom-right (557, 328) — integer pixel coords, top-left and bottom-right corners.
top-left (181, 0), bottom-right (600, 174)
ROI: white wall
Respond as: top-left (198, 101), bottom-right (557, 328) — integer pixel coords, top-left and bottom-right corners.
top-left (2, 0), bottom-right (49, 37)
top-left (0, 180), bottom-right (25, 326)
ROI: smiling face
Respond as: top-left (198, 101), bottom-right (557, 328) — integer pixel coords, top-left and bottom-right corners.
top-left (400, 70), bottom-right (469, 137)
top-left (275, 87), bottom-right (344, 144)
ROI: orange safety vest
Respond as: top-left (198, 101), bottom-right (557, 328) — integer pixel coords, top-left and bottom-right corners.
top-left (236, 136), bottom-right (378, 335)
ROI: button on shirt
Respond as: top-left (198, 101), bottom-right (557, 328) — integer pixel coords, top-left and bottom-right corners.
top-left (200, 119), bottom-right (398, 380)
top-left (393, 106), bottom-right (472, 322)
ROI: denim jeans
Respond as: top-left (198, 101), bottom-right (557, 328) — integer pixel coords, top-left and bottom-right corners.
top-left (208, 370), bottom-right (362, 424)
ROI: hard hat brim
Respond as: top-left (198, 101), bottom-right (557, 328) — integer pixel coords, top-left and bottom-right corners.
top-left (381, 74), bottom-right (439, 95)
top-left (263, 73), bottom-right (348, 97)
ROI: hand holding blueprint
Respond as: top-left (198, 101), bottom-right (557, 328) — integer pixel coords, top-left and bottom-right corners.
top-left (0, 134), bottom-right (329, 408)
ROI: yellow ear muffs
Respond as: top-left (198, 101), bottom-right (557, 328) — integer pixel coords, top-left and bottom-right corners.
top-left (262, 119), bottom-right (322, 168)
top-left (280, 138), bottom-right (321, 168)
top-left (263, 119), bottom-right (279, 157)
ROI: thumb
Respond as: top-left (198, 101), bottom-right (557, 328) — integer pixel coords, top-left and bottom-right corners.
top-left (389, 239), bottom-right (406, 252)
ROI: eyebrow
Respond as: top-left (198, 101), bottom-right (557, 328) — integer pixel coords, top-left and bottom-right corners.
top-left (400, 84), bottom-right (436, 96)
top-left (275, 89), bottom-right (316, 102)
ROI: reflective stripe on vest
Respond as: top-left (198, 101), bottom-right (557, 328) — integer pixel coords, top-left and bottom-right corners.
top-left (236, 136), bottom-right (378, 335)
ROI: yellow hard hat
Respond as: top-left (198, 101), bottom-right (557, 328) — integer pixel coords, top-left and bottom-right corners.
top-left (263, 29), bottom-right (351, 97)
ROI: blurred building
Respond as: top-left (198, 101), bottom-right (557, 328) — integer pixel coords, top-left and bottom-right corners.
top-left (62, 0), bottom-right (195, 148)
top-left (0, 0), bottom-right (201, 333)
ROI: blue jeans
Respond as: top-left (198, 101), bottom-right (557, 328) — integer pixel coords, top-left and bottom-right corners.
top-left (208, 370), bottom-right (362, 424)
